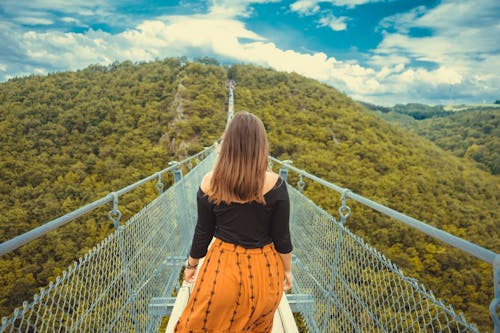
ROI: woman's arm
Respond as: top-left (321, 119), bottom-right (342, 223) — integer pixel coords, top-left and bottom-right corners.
top-left (279, 251), bottom-right (293, 290)
top-left (271, 179), bottom-right (293, 290)
top-left (184, 173), bottom-right (215, 283)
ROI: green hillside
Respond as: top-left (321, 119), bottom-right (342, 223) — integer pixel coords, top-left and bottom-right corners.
top-left (368, 104), bottom-right (499, 175)
top-left (415, 111), bottom-right (499, 175)
top-left (1, 59), bottom-right (498, 331)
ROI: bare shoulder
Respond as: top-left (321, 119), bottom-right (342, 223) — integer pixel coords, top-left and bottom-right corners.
top-left (200, 171), bottom-right (213, 193)
top-left (264, 171), bottom-right (280, 192)
top-left (265, 171), bottom-right (279, 181)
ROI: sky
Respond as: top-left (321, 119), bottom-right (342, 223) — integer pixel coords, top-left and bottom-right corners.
top-left (0, 0), bottom-right (499, 106)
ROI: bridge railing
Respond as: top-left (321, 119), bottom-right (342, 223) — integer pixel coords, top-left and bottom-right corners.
top-left (0, 147), bottom-right (216, 333)
top-left (271, 157), bottom-right (499, 333)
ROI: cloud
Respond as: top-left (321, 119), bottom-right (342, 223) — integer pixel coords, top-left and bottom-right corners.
top-left (1, 0), bottom-right (103, 17)
top-left (0, 16), bottom-right (267, 81)
top-left (330, 0), bottom-right (387, 7)
top-left (378, 6), bottom-right (426, 32)
top-left (369, 0), bottom-right (500, 104)
top-left (318, 14), bottom-right (348, 31)
top-left (0, 1), bottom-right (119, 31)
top-left (290, 0), bottom-right (321, 14)
top-left (290, 0), bottom-right (382, 36)
top-left (14, 17), bottom-right (54, 25)
top-left (291, 2), bottom-right (352, 33)
top-left (61, 17), bottom-right (84, 25)
top-left (0, 13), bottom-right (376, 100)
top-left (124, 16), bottom-right (266, 57)
top-left (104, 16), bottom-right (388, 101)
top-left (208, 0), bottom-right (280, 18)
top-left (290, 0), bottom-right (388, 13)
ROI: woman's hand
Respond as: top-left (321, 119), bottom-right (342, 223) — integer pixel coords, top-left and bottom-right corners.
top-left (283, 270), bottom-right (293, 291)
top-left (184, 267), bottom-right (196, 283)
top-left (184, 257), bottom-right (199, 283)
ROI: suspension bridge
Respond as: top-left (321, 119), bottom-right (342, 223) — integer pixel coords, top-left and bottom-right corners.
top-left (0, 82), bottom-right (498, 333)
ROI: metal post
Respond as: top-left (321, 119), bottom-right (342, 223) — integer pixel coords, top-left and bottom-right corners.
top-left (279, 160), bottom-right (292, 181)
top-left (319, 191), bottom-right (351, 332)
top-left (173, 169), bottom-right (182, 183)
top-left (320, 227), bottom-right (344, 332)
top-left (156, 172), bottom-right (164, 194)
top-left (491, 255), bottom-right (500, 333)
top-left (108, 192), bottom-right (139, 332)
top-left (227, 80), bottom-right (236, 127)
top-left (339, 189), bottom-right (351, 224)
top-left (170, 162), bottom-right (191, 253)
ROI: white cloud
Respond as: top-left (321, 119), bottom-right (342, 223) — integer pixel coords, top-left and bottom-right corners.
top-left (290, 0), bottom-right (320, 14)
top-left (318, 14), bottom-right (348, 31)
top-left (330, 0), bottom-right (386, 7)
top-left (0, 14), bottom-right (378, 100)
top-left (104, 16), bottom-right (385, 100)
top-left (415, 0), bottom-right (499, 31)
top-left (397, 67), bottom-right (462, 85)
top-left (369, 54), bottom-right (409, 68)
top-left (0, 0), bottom-right (115, 30)
top-left (378, 6), bottom-right (426, 33)
top-left (14, 17), bottom-right (54, 25)
top-left (208, 0), bottom-right (280, 18)
top-left (290, 0), bottom-right (387, 13)
top-left (369, 0), bottom-right (500, 104)
top-left (1, 0), bottom-right (102, 16)
top-left (60, 17), bottom-right (85, 26)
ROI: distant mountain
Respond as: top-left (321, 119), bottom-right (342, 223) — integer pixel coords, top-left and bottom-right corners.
top-left (0, 60), bottom-right (498, 330)
top-left (359, 101), bottom-right (448, 119)
top-left (362, 101), bottom-right (500, 174)
top-left (361, 101), bottom-right (500, 120)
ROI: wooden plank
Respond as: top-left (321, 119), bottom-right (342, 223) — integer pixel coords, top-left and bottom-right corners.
top-left (277, 293), bottom-right (299, 333)
top-left (272, 309), bottom-right (285, 333)
top-left (165, 282), bottom-right (191, 332)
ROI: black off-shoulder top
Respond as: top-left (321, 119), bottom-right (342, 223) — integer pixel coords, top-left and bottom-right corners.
top-left (189, 177), bottom-right (293, 258)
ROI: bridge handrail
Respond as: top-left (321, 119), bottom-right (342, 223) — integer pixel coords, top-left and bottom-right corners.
top-left (269, 156), bottom-right (498, 264)
top-left (0, 146), bottom-right (215, 256)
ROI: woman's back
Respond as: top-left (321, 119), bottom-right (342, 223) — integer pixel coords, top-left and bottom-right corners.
top-left (191, 172), bottom-right (291, 254)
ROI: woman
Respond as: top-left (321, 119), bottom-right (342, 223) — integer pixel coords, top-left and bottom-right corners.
top-left (175, 112), bottom-right (293, 332)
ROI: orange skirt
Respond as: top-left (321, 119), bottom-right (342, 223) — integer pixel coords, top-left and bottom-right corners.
top-left (175, 238), bottom-right (285, 333)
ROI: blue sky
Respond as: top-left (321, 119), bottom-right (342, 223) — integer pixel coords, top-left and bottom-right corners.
top-left (0, 0), bottom-right (498, 105)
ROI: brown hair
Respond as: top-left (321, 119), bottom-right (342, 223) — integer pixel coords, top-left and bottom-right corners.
top-left (209, 111), bottom-right (269, 205)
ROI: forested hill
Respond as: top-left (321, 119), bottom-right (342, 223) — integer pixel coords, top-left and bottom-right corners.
top-left (0, 59), bottom-right (498, 330)
top-left (371, 107), bottom-right (499, 175)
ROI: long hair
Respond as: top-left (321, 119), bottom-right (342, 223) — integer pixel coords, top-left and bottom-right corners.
top-left (209, 111), bottom-right (269, 205)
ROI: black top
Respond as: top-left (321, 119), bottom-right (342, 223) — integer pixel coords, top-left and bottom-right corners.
top-left (189, 177), bottom-right (293, 258)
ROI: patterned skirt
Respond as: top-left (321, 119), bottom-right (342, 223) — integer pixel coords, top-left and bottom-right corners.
top-left (174, 238), bottom-right (285, 332)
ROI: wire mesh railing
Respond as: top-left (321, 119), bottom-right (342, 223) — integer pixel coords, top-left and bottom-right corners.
top-left (0, 149), bottom-right (216, 333)
top-left (287, 184), bottom-right (479, 332)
